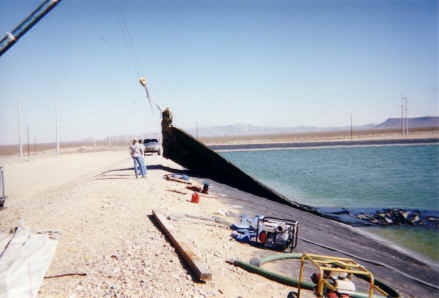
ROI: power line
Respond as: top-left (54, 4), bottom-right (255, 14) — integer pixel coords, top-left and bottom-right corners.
top-left (117, 3), bottom-right (144, 79)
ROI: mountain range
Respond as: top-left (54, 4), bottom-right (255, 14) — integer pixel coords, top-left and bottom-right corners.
top-left (375, 116), bottom-right (439, 129)
top-left (183, 116), bottom-right (439, 137)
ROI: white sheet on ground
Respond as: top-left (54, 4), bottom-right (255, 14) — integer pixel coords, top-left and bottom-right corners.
top-left (0, 227), bottom-right (57, 298)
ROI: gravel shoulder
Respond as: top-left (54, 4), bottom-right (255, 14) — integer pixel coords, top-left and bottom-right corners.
top-left (1, 149), bottom-right (437, 297)
top-left (0, 151), bottom-right (315, 298)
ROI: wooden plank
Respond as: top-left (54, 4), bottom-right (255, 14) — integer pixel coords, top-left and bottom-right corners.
top-left (152, 210), bottom-right (212, 281)
top-left (164, 174), bottom-right (192, 184)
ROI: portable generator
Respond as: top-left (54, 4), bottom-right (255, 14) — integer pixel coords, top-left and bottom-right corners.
top-left (254, 216), bottom-right (299, 252)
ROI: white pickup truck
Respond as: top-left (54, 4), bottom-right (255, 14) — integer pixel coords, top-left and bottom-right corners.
top-left (143, 138), bottom-right (161, 155)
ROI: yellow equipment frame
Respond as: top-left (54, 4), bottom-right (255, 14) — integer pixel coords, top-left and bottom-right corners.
top-left (297, 253), bottom-right (387, 298)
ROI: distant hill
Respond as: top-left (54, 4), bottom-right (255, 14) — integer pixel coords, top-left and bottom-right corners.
top-left (185, 123), bottom-right (375, 137)
top-left (184, 116), bottom-right (438, 137)
top-left (375, 116), bottom-right (439, 129)
top-left (186, 124), bottom-right (349, 137)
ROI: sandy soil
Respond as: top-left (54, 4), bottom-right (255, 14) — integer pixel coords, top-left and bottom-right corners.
top-left (0, 150), bottom-right (315, 297)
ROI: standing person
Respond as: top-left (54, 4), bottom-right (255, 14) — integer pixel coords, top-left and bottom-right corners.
top-left (129, 138), bottom-right (146, 178)
top-left (138, 139), bottom-right (147, 176)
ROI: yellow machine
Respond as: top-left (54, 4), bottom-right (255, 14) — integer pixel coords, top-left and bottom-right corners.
top-left (297, 253), bottom-right (388, 298)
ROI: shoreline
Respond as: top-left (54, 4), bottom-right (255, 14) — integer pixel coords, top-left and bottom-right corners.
top-left (214, 141), bottom-right (439, 153)
top-left (209, 137), bottom-right (439, 152)
top-left (352, 225), bottom-right (439, 269)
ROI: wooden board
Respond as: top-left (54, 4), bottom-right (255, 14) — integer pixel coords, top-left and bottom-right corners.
top-left (164, 174), bottom-right (192, 184)
top-left (152, 210), bottom-right (212, 281)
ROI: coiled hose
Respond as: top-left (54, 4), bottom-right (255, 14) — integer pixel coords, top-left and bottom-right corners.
top-left (227, 253), bottom-right (401, 298)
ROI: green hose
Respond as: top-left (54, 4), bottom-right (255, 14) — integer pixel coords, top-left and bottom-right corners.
top-left (250, 252), bottom-right (304, 267)
top-left (229, 253), bottom-right (401, 298)
top-left (231, 258), bottom-right (315, 290)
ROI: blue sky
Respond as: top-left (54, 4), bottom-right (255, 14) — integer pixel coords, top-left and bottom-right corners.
top-left (0, 0), bottom-right (437, 144)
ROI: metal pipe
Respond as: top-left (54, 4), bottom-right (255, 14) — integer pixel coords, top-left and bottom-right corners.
top-left (10, 0), bottom-right (52, 36)
top-left (0, 0), bottom-right (62, 57)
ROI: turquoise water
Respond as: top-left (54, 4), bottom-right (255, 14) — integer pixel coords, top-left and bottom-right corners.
top-left (220, 145), bottom-right (439, 210)
top-left (220, 144), bottom-right (439, 260)
top-left (368, 226), bottom-right (439, 261)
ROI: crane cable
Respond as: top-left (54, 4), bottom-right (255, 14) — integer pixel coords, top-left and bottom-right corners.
top-left (118, 11), bottom-right (141, 78)
top-left (117, 6), bottom-right (161, 115)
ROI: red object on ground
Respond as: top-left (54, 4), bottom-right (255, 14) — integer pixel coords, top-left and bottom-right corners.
top-left (191, 192), bottom-right (200, 203)
top-left (259, 231), bottom-right (266, 243)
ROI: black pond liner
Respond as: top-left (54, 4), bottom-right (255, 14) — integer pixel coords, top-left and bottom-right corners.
top-left (162, 122), bottom-right (439, 230)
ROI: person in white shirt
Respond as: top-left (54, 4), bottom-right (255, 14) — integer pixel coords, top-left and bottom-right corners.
top-left (129, 138), bottom-right (146, 178)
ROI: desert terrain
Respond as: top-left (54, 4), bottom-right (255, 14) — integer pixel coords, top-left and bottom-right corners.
top-left (0, 150), bottom-right (317, 298)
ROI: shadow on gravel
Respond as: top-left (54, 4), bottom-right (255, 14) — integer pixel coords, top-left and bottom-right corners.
top-left (98, 165), bottom-right (205, 179)
top-left (95, 177), bottom-right (132, 180)
top-left (97, 167), bottom-right (133, 175)
top-left (146, 164), bottom-right (205, 178)
top-left (96, 168), bottom-right (136, 180)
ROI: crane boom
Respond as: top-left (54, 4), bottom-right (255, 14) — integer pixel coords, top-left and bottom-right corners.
top-left (0, 0), bottom-right (62, 57)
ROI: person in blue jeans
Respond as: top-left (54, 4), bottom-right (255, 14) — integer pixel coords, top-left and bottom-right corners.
top-left (129, 138), bottom-right (146, 178)
top-left (138, 139), bottom-right (147, 176)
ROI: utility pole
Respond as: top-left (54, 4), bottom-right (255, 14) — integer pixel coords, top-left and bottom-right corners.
top-left (17, 103), bottom-right (23, 157)
top-left (401, 96), bottom-right (408, 136)
top-left (27, 124), bottom-right (30, 156)
top-left (405, 98), bottom-right (409, 136)
top-left (350, 113), bottom-right (353, 140)
top-left (56, 105), bottom-right (60, 154)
